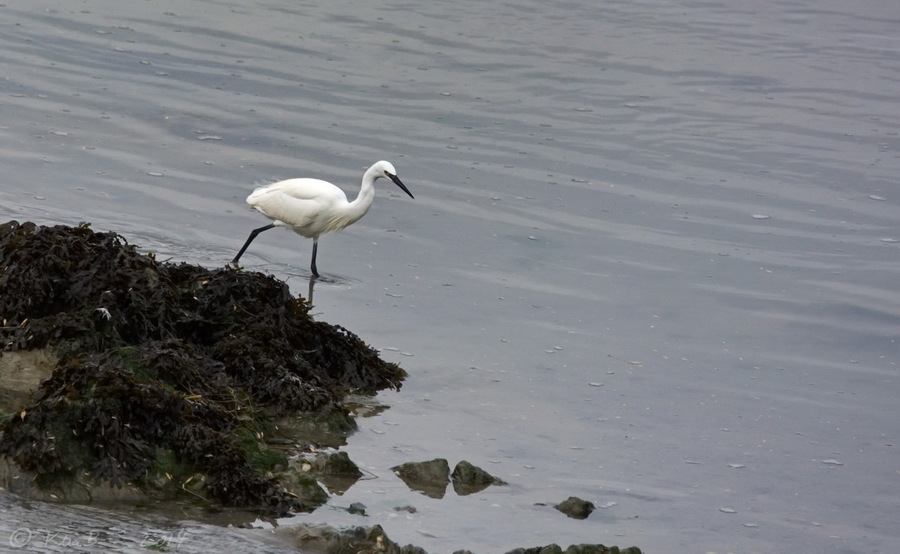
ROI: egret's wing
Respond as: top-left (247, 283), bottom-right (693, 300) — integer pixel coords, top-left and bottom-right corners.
top-left (247, 178), bottom-right (348, 236)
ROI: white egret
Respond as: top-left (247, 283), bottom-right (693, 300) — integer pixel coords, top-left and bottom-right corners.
top-left (231, 160), bottom-right (413, 276)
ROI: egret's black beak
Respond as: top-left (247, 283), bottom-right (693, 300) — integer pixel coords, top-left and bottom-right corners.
top-left (387, 173), bottom-right (414, 199)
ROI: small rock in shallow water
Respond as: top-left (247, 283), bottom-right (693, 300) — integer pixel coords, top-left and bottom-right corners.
top-left (555, 496), bottom-right (595, 520)
top-left (451, 460), bottom-right (507, 496)
top-left (309, 451), bottom-right (363, 495)
top-left (392, 458), bottom-right (450, 499)
top-left (314, 451), bottom-right (363, 477)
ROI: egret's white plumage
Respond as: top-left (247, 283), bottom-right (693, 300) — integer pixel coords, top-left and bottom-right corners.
top-left (232, 160), bottom-right (413, 276)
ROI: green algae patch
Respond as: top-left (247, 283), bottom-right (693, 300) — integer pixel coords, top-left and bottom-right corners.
top-left (0, 220), bottom-right (405, 514)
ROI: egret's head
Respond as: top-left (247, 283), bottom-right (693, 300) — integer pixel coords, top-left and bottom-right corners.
top-left (374, 160), bottom-right (414, 199)
top-left (376, 160), bottom-right (398, 179)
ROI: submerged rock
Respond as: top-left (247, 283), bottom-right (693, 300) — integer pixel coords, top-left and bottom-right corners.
top-left (0, 221), bottom-right (406, 513)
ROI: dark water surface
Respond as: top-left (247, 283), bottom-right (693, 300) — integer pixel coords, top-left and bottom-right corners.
top-left (2, 0), bottom-right (899, 552)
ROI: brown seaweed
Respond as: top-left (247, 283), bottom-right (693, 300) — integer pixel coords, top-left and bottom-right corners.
top-left (0, 220), bottom-right (405, 513)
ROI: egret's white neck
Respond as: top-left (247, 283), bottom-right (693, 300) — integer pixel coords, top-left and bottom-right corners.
top-left (344, 166), bottom-right (381, 223)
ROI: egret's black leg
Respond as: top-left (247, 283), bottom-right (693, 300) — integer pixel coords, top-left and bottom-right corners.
top-left (307, 273), bottom-right (317, 305)
top-left (310, 239), bottom-right (320, 277)
top-left (232, 223), bottom-right (276, 264)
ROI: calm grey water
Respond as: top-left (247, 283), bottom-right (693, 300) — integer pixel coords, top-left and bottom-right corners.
top-left (2, 0), bottom-right (899, 552)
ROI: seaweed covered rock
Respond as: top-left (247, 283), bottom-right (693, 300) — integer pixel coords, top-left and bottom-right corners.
top-left (0, 221), bottom-right (406, 512)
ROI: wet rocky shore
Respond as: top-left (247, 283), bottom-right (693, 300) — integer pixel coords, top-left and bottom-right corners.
top-left (0, 221), bottom-right (640, 553)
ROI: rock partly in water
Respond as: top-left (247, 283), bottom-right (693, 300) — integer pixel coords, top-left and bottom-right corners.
top-left (0, 221), bottom-right (406, 514)
top-left (554, 496), bottom-right (596, 520)
top-left (391, 458), bottom-right (451, 499)
top-left (347, 501), bottom-right (367, 515)
top-left (507, 546), bottom-right (641, 554)
top-left (313, 450), bottom-right (363, 477)
top-left (276, 523), bottom-right (641, 554)
top-left (280, 409), bottom-right (360, 449)
top-left (451, 460), bottom-right (507, 496)
top-left (308, 450), bottom-right (364, 494)
top-left (277, 523), bottom-right (428, 554)
top-left (392, 459), bottom-right (507, 497)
